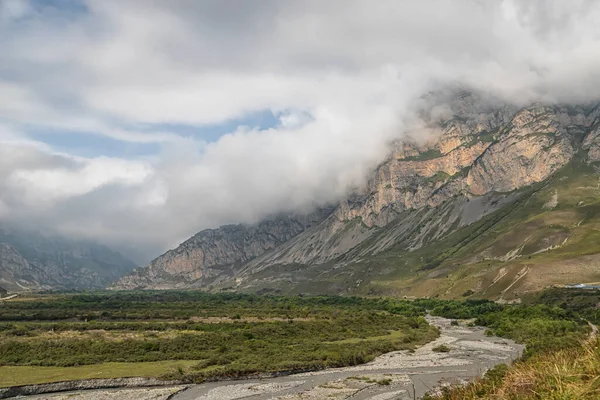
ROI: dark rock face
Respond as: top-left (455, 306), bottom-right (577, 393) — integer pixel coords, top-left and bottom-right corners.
top-left (114, 93), bottom-right (600, 291)
top-left (0, 229), bottom-right (137, 291)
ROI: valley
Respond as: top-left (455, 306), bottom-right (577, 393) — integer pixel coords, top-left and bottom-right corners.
top-left (0, 289), bottom-right (597, 398)
top-left (3, 3), bottom-right (600, 399)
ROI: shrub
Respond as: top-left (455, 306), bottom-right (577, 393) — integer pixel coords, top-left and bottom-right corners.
top-left (432, 344), bottom-right (452, 353)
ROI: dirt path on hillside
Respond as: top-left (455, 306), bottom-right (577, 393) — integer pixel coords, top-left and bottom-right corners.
top-left (24, 316), bottom-right (523, 400)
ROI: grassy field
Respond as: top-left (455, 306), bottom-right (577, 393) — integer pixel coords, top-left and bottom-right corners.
top-left (0, 360), bottom-right (198, 387)
top-left (362, 157), bottom-right (600, 300)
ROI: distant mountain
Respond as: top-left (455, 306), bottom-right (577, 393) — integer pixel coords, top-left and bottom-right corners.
top-left (0, 228), bottom-right (137, 291)
top-left (114, 92), bottom-right (600, 300)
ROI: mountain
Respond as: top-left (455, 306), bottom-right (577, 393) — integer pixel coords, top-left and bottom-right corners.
top-left (113, 209), bottom-right (334, 290)
top-left (113, 92), bottom-right (600, 300)
top-left (0, 229), bottom-right (137, 291)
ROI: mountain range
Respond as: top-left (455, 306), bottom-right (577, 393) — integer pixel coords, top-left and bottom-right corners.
top-left (112, 92), bottom-right (600, 300)
top-left (0, 228), bottom-right (137, 291)
top-left (3, 91), bottom-right (599, 300)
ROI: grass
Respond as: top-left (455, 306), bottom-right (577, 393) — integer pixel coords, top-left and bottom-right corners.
top-left (400, 148), bottom-right (443, 161)
top-left (348, 376), bottom-right (392, 385)
top-left (324, 328), bottom-right (407, 344)
top-left (427, 337), bottom-right (600, 399)
top-left (0, 290), bottom-right (594, 389)
top-left (424, 171), bottom-right (451, 184)
top-left (0, 360), bottom-right (198, 387)
top-left (425, 288), bottom-right (600, 399)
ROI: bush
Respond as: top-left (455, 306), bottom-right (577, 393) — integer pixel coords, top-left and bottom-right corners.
top-left (432, 344), bottom-right (451, 353)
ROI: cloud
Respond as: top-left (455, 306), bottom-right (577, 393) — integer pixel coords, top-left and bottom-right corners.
top-left (1, 0), bottom-right (600, 258)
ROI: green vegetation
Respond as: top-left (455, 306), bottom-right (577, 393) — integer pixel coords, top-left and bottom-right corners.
top-left (426, 288), bottom-right (600, 399)
top-left (424, 171), bottom-right (451, 184)
top-left (400, 148), bottom-right (442, 161)
top-left (428, 338), bottom-right (600, 399)
top-left (363, 156), bottom-right (600, 299)
top-left (0, 289), bottom-right (596, 393)
top-left (426, 296), bottom-right (589, 358)
top-left (348, 376), bottom-right (392, 385)
top-left (477, 130), bottom-right (496, 143)
top-left (0, 361), bottom-right (198, 387)
top-left (0, 292), bottom-right (438, 385)
top-left (432, 344), bottom-right (451, 353)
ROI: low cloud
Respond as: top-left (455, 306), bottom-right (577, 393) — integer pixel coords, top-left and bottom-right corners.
top-left (1, 0), bottom-right (600, 258)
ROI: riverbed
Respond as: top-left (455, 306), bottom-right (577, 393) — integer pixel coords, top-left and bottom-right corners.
top-left (22, 316), bottom-right (524, 400)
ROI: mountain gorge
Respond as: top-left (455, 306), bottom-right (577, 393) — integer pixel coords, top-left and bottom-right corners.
top-left (0, 229), bottom-right (137, 291)
top-left (115, 92), bottom-right (600, 299)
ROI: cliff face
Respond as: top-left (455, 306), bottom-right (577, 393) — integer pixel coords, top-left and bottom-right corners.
top-left (113, 93), bottom-right (600, 294)
top-left (113, 210), bottom-right (333, 290)
top-left (0, 229), bottom-right (137, 291)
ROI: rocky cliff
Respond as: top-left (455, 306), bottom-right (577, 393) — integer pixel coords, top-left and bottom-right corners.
top-left (0, 229), bottom-right (137, 291)
top-left (114, 92), bottom-right (600, 298)
top-left (113, 209), bottom-right (333, 290)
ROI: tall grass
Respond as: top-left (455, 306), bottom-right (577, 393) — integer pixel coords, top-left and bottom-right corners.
top-left (427, 337), bottom-right (600, 399)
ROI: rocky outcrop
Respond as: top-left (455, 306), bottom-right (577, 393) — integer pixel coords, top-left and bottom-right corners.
top-left (0, 229), bottom-right (136, 291)
top-left (467, 106), bottom-right (578, 195)
top-left (583, 116), bottom-right (600, 163)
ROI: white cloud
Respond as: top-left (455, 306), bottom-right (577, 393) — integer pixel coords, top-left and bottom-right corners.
top-left (1, 0), bottom-right (600, 258)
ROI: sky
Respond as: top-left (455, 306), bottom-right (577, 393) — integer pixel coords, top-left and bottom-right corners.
top-left (2, 0), bottom-right (600, 261)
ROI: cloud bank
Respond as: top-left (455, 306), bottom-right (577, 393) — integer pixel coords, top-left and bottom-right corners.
top-left (2, 0), bottom-right (600, 258)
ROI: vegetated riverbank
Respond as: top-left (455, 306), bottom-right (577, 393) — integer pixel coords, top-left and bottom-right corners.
top-left (426, 288), bottom-right (600, 399)
top-left (7, 316), bottom-right (525, 400)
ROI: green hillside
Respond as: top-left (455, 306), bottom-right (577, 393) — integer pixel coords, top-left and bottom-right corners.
top-left (366, 155), bottom-right (600, 299)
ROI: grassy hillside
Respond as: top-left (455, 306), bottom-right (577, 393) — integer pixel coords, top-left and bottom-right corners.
top-left (363, 156), bottom-right (600, 299)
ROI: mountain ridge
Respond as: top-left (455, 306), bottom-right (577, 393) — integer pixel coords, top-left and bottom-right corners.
top-left (113, 94), bottom-right (600, 299)
top-left (0, 228), bottom-right (137, 291)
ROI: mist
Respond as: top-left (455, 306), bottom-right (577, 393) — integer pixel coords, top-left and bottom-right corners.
top-left (2, 0), bottom-right (600, 259)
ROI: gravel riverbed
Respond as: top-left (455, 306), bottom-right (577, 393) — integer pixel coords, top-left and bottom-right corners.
top-left (22, 316), bottom-right (524, 400)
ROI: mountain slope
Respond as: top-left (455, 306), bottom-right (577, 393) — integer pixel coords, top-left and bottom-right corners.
top-left (113, 209), bottom-right (333, 290)
top-left (0, 229), bottom-right (137, 291)
top-left (114, 94), bottom-right (600, 299)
